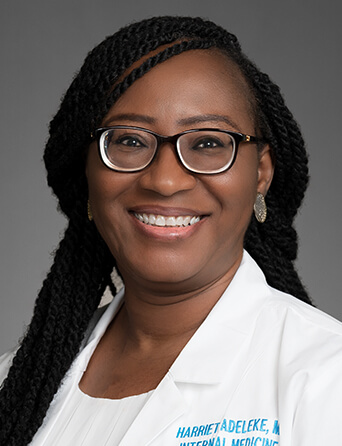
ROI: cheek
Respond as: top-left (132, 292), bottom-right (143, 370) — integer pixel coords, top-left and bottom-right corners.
top-left (211, 156), bottom-right (259, 214)
top-left (87, 175), bottom-right (134, 267)
top-left (86, 145), bottom-right (130, 205)
top-left (86, 148), bottom-right (132, 244)
top-left (87, 172), bottom-right (132, 226)
top-left (204, 152), bottom-right (259, 251)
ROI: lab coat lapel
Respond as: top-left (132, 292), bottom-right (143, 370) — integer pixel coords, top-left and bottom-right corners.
top-left (120, 373), bottom-right (187, 446)
top-left (121, 251), bottom-right (272, 444)
top-left (170, 250), bottom-right (272, 386)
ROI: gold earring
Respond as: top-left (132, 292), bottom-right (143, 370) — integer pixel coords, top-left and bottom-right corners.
top-left (254, 192), bottom-right (267, 223)
top-left (87, 200), bottom-right (93, 221)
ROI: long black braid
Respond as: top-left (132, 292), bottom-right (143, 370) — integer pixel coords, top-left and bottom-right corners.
top-left (0, 16), bottom-right (310, 444)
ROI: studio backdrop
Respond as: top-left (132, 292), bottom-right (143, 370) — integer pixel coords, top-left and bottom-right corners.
top-left (0, 0), bottom-right (341, 354)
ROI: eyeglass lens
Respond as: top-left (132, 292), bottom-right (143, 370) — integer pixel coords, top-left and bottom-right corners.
top-left (101, 128), bottom-right (235, 173)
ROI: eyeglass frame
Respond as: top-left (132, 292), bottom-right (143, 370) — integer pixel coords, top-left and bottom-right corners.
top-left (91, 125), bottom-right (265, 175)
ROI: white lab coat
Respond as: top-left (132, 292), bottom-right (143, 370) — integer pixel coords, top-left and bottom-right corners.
top-left (1, 250), bottom-right (342, 445)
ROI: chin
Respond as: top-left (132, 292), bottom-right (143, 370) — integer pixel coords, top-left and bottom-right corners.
top-left (121, 258), bottom-right (205, 291)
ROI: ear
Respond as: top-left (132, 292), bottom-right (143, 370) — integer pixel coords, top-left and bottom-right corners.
top-left (257, 144), bottom-right (274, 196)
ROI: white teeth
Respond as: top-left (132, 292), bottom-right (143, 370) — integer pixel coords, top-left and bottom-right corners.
top-left (166, 216), bottom-right (176, 226)
top-left (134, 213), bottom-right (201, 227)
top-left (155, 216), bottom-right (166, 226)
top-left (176, 216), bottom-right (184, 226)
top-left (183, 216), bottom-right (191, 226)
top-left (148, 214), bottom-right (156, 225)
top-left (190, 216), bottom-right (200, 225)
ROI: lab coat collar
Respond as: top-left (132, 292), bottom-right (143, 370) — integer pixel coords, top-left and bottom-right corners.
top-left (168, 250), bottom-right (273, 385)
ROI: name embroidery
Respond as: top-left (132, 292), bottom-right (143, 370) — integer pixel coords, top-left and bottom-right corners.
top-left (176, 418), bottom-right (280, 446)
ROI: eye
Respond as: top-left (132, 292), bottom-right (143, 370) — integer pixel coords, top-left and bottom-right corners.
top-left (191, 137), bottom-right (224, 150)
top-left (115, 135), bottom-right (147, 148)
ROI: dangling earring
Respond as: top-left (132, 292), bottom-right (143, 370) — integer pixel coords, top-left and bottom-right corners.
top-left (254, 192), bottom-right (267, 223)
top-left (87, 200), bottom-right (93, 221)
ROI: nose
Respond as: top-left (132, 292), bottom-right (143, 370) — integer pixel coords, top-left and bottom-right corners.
top-left (137, 142), bottom-right (197, 196)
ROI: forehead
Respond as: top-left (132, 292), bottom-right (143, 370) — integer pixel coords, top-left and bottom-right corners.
top-left (104, 49), bottom-right (255, 133)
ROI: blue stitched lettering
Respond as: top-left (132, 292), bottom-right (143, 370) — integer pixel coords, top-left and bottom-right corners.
top-left (198, 425), bottom-right (205, 436)
top-left (214, 422), bottom-right (220, 433)
top-left (191, 426), bottom-right (199, 437)
top-left (247, 419), bottom-right (254, 432)
top-left (184, 427), bottom-right (191, 438)
top-left (177, 426), bottom-right (185, 438)
top-left (228, 419), bottom-right (235, 432)
top-left (272, 420), bottom-right (280, 435)
top-left (260, 419), bottom-right (267, 432)
top-left (253, 419), bottom-right (261, 431)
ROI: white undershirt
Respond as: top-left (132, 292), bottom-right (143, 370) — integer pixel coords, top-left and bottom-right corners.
top-left (40, 381), bottom-right (153, 445)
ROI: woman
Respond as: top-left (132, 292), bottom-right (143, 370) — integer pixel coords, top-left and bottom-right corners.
top-left (1, 16), bottom-right (341, 445)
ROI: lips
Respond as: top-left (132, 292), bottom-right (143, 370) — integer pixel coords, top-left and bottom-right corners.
top-left (133, 213), bottom-right (201, 227)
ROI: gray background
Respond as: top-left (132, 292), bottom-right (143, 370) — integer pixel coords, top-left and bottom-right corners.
top-left (1, 0), bottom-right (341, 355)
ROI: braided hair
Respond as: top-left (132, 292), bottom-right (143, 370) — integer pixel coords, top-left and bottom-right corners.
top-left (0, 16), bottom-right (310, 444)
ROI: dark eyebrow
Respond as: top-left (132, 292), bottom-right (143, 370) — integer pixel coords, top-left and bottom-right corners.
top-left (102, 113), bottom-right (241, 131)
top-left (102, 113), bottom-right (156, 126)
top-left (176, 114), bottom-right (241, 131)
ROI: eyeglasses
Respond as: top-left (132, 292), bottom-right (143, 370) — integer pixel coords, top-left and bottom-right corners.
top-left (93, 126), bottom-right (264, 174)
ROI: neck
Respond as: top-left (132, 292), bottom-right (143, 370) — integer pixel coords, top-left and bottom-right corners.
top-left (78, 255), bottom-right (242, 398)
top-left (114, 257), bottom-right (241, 350)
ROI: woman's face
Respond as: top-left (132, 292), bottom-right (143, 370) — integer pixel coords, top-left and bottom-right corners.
top-left (86, 50), bottom-right (273, 295)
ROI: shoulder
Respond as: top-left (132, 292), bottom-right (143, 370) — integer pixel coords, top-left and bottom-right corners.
top-left (265, 293), bottom-right (342, 441)
top-left (243, 250), bottom-right (342, 339)
top-left (241, 251), bottom-right (342, 369)
top-left (261, 292), bottom-right (342, 443)
top-left (270, 278), bottom-right (341, 318)
top-left (266, 284), bottom-right (342, 341)
top-left (259, 281), bottom-right (342, 382)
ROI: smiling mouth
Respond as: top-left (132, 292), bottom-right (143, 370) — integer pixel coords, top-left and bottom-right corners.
top-left (133, 213), bottom-right (202, 227)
